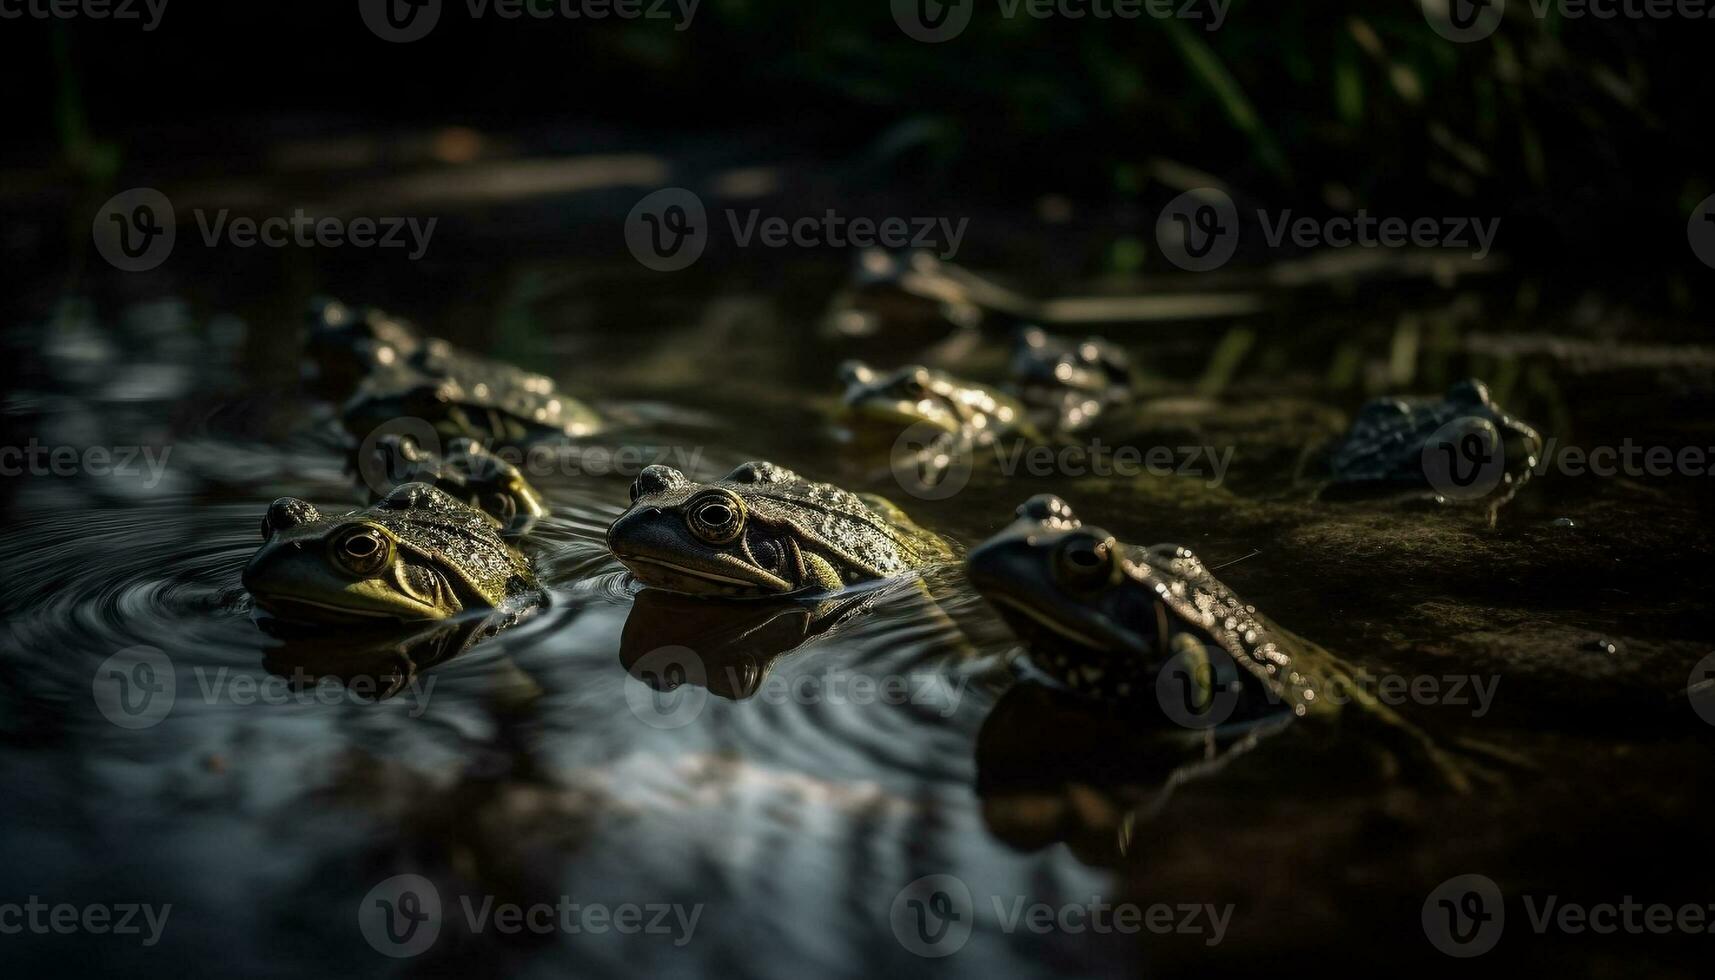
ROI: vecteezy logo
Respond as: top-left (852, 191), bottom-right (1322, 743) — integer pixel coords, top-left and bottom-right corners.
top-left (1421, 0), bottom-right (1504, 43)
top-left (1420, 417), bottom-right (1505, 501)
top-left (359, 874), bottom-right (443, 957)
top-left (1689, 652), bottom-right (1715, 726)
top-left (92, 188), bottom-right (176, 272)
top-left (359, 0), bottom-right (442, 43)
top-left (353, 416), bottom-right (443, 499)
top-left (892, 0), bottom-right (973, 42)
top-left (625, 188), bottom-right (709, 272)
top-left (92, 645), bottom-right (176, 729)
top-left (624, 645), bottom-right (710, 729)
top-left (889, 874), bottom-right (974, 957)
top-left (1688, 194), bottom-right (1715, 270)
top-left (888, 422), bottom-right (973, 501)
top-left (1422, 874), bottom-right (1504, 956)
top-left (1155, 189), bottom-right (1239, 272)
top-left (1155, 640), bottom-right (1241, 729)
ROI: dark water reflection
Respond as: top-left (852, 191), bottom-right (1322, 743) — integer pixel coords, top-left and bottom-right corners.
top-left (2, 277), bottom-right (1713, 978)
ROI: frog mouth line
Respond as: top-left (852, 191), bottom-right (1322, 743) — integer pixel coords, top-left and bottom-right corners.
top-left (619, 555), bottom-right (791, 593)
top-left (252, 595), bottom-right (419, 625)
top-left (982, 593), bottom-right (1122, 653)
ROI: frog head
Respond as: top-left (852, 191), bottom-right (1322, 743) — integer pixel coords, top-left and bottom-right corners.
top-left (606, 462), bottom-right (930, 598)
top-left (837, 360), bottom-right (1026, 444)
top-left (965, 495), bottom-right (1148, 672)
top-left (302, 298), bottom-right (423, 401)
top-left (242, 484), bottom-right (533, 624)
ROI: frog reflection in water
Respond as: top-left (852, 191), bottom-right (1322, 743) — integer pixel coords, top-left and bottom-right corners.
top-left (1324, 378), bottom-right (1543, 493)
top-left (306, 299), bottom-right (601, 447)
top-left (966, 495), bottom-right (1500, 792)
top-left (243, 483), bottom-right (540, 625)
top-left (606, 462), bottom-right (954, 598)
top-left (618, 585), bottom-right (908, 700)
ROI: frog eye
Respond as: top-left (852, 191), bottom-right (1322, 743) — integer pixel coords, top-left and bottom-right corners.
top-left (1053, 534), bottom-right (1120, 594)
top-left (262, 497), bottom-right (320, 540)
top-left (686, 490), bottom-right (745, 545)
top-left (330, 524), bottom-right (393, 577)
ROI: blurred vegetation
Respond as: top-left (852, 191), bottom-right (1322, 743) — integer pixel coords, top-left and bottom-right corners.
top-left (28, 2), bottom-right (1711, 277)
top-left (598, 0), bottom-right (1709, 262)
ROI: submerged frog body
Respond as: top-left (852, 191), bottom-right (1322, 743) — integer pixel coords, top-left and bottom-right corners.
top-left (243, 483), bottom-right (539, 625)
top-left (1010, 326), bottom-right (1134, 432)
top-left (1326, 378), bottom-right (1542, 488)
top-left (308, 299), bottom-right (600, 446)
top-left (966, 495), bottom-right (1495, 790)
top-left (361, 434), bottom-right (546, 537)
top-left (606, 461), bottom-right (953, 598)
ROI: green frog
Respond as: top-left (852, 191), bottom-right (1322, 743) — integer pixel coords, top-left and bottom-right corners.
top-left (966, 494), bottom-right (1498, 791)
top-left (606, 461), bottom-right (954, 598)
top-left (243, 483), bottom-right (540, 625)
top-left (361, 433), bottom-right (546, 537)
top-left (837, 360), bottom-right (1045, 485)
top-left (308, 299), bottom-right (601, 447)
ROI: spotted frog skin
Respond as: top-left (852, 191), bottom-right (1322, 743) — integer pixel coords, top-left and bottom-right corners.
top-left (606, 461), bottom-right (954, 598)
top-left (361, 434), bottom-right (546, 537)
top-left (1326, 378), bottom-right (1542, 486)
top-left (308, 299), bottom-right (600, 446)
top-left (243, 483), bottom-right (539, 624)
top-left (966, 495), bottom-right (1495, 790)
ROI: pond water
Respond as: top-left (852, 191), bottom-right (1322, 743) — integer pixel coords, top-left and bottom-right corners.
top-left (2, 250), bottom-right (1712, 979)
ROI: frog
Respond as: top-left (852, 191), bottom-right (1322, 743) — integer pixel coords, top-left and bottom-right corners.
top-left (242, 482), bottom-right (540, 625)
top-left (605, 461), bottom-right (954, 598)
top-left (1010, 325), bottom-right (1134, 433)
top-left (837, 360), bottom-right (1045, 486)
top-left (965, 494), bottom-right (1503, 791)
top-left (1322, 378), bottom-right (1543, 491)
top-left (822, 249), bottom-right (1032, 345)
top-left (306, 299), bottom-right (601, 447)
top-left (303, 298), bottom-right (424, 402)
top-left (359, 433), bottom-right (546, 537)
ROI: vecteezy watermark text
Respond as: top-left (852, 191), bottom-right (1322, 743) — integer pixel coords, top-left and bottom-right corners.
top-left (624, 646), bottom-right (970, 729)
top-left (94, 189), bottom-right (436, 272)
top-left (1424, 0), bottom-right (1715, 44)
top-left (624, 188), bottom-right (968, 271)
top-left (358, 875), bottom-right (701, 957)
top-left (0, 0), bottom-right (167, 29)
top-left (1155, 189), bottom-right (1500, 272)
top-left (889, 875), bottom-right (1232, 957)
top-left (1424, 874), bottom-right (1715, 957)
top-left (888, 427), bottom-right (1234, 501)
top-left (360, 0), bottom-right (699, 42)
top-left (93, 647), bottom-right (439, 730)
top-left (891, 0), bottom-right (1228, 43)
top-left (1, 441), bottom-right (172, 488)
top-left (0, 898), bottom-right (171, 947)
